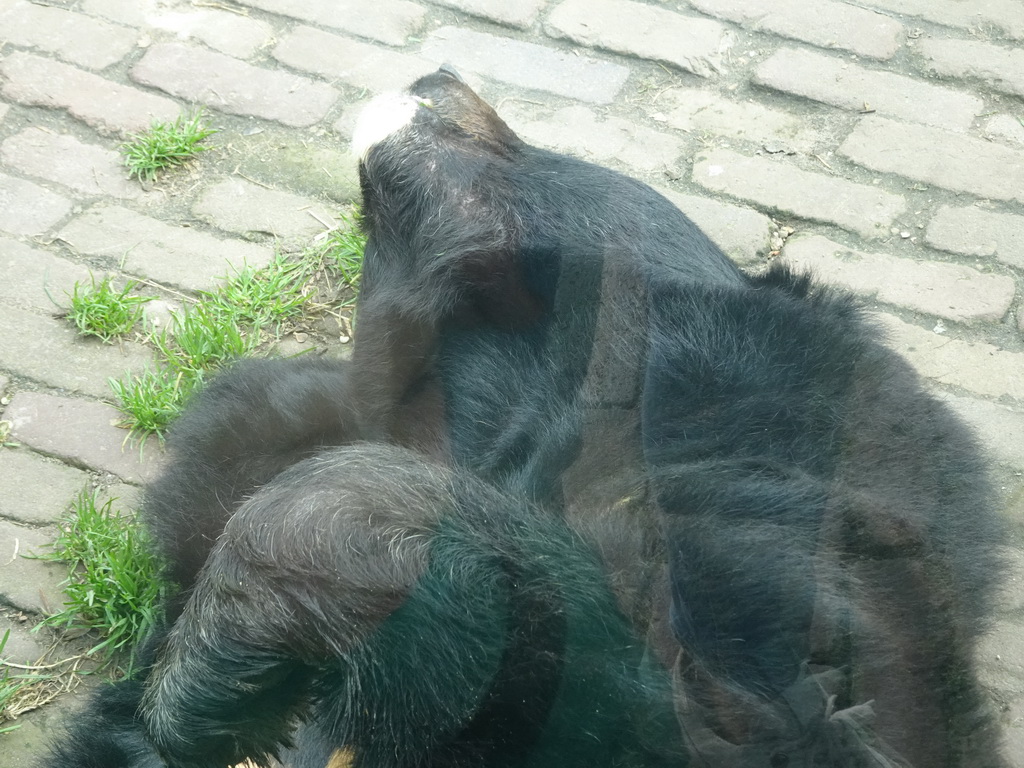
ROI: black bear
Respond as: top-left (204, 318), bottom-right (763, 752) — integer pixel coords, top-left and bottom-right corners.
top-left (342, 69), bottom-right (1007, 764)
top-left (41, 69), bottom-right (1006, 768)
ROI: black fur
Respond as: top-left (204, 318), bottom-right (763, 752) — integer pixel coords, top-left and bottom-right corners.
top-left (43, 683), bottom-right (162, 768)
top-left (643, 265), bottom-right (1004, 765)
top-left (43, 358), bottom-right (363, 768)
top-left (143, 357), bottom-right (359, 606)
top-left (350, 68), bottom-right (744, 466)
top-left (142, 444), bottom-right (686, 768)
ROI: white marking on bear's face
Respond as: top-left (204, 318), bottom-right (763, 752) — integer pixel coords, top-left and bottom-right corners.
top-left (351, 93), bottom-right (425, 161)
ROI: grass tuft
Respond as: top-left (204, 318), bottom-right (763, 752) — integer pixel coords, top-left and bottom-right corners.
top-left (61, 208), bottom-right (366, 441)
top-left (120, 109), bottom-right (217, 183)
top-left (39, 491), bottom-right (170, 671)
top-left (155, 303), bottom-right (258, 374)
top-left (203, 254), bottom-right (316, 333)
top-left (109, 302), bottom-right (256, 443)
top-left (0, 631), bottom-right (40, 733)
top-left (109, 367), bottom-right (202, 442)
top-left (66, 276), bottom-right (150, 343)
top-left (320, 209), bottom-right (366, 294)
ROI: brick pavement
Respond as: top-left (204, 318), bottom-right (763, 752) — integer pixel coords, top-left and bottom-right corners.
top-left (0, 0), bottom-right (1021, 764)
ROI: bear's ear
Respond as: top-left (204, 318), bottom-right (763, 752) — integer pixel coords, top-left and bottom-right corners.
top-left (352, 72), bottom-right (523, 165)
top-left (405, 69), bottom-right (525, 159)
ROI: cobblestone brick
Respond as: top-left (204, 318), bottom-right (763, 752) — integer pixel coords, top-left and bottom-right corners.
top-left (979, 620), bottom-right (1024, 694)
top-left (984, 114), bottom-right (1024, 148)
top-left (230, 134), bottom-right (360, 205)
top-left (0, 52), bottom-right (180, 136)
top-left (420, 26), bottom-right (628, 104)
top-left (878, 314), bottom-right (1024, 402)
top-left (0, 236), bottom-right (93, 313)
top-left (1000, 699), bottom-right (1024, 758)
top-left (273, 26), bottom-right (433, 94)
top-left (919, 38), bottom-right (1024, 99)
top-left (686, 0), bottom-right (903, 60)
top-left (1, 128), bottom-right (142, 199)
top-left (855, 0), bottom-right (1024, 41)
top-left (331, 100), bottom-right (369, 142)
top-left (192, 178), bottom-right (338, 247)
top-left (994, 550), bottom-right (1024, 615)
top-left (754, 48), bottom-right (981, 131)
top-left (0, 619), bottom-right (47, 666)
top-left (0, 519), bottom-right (68, 615)
top-left (660, 87), bottom-right (820, 152)
top-left (145, 6), bottom-right (272, 59)
top-left (0, 305), bottom-right (153, 399)
top-left (925, 205), bottom-right (1024, 270)
top-left (95, 483), bottom-right (144, 517)
top-left (840, 117), bottom-right (1024, 205)
top-left (938, 393), bottom-right (1024, 470)
top-left (4, 712), bottom-right (60, 768)
top-left (783, 235), bottom-right (1014, 323)
top-left (0, 0), bottom-right (137, 70)
top-left (235, 0), bottom-right (425, 46)
top-left (502, 104), bottom-right (684, 172)
top-left (131, 42), bottom-right (338, 128)
top-left (0, 173), bottom-right (72, 237)
top-left (81, 0), bottom-right (149, 26)
top-left (546, 0), bottom-right (730, 78)
top-left (58, 205), bottom-right (273, 292)
top-left (83, 0), bottom-right (272, 57)
top-left (3, 391), bottom-right (164, 484)
top-left (655, 187), bottom-right (772, 265)
top-left (0, 450), bottom-right (89, 526)
top-left (693, 149), bottom-right (905, 239)
top-left (140, 298), bottom-right (182, 336)
top-left (429, 0), bottom-right (547, 28)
